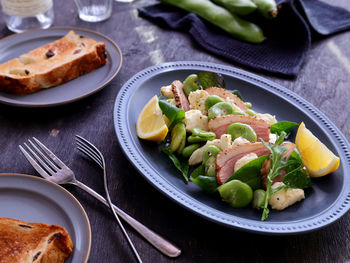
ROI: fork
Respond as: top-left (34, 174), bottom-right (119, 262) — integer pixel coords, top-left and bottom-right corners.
top-left (19, 137), bottom-right (181, 258)
top-left (75, 135), bottom-right (142, 263)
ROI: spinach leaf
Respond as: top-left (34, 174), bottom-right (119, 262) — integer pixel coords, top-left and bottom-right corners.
top-left (283, 166), bottom-right (312, 189)
top-left (228, 89), bottom-right (244, 101)
top-left (191, 175), bottom-right (218, 193)
top-left (226, 155), bottom-right (269, 190)
top-left (198, 71), bottom-right (225, 89)
top-left (161, 146), bottom-right (189, 182)
top-left (190, 164), bottom-right (205, 179)
top-left (158, 100), bottom-right (185, 127)
top-left (270, 121), bottom-right (298, 135)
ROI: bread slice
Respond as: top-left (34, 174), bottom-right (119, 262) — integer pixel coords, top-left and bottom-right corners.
top-left (0, 217), bottom-right (74, 263)
top-left (0, 30), bottom-right (107, 94)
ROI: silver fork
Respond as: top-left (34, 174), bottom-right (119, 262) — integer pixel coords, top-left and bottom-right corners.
top-left (75, 135), bottom-right (142, 263)
top-left (19, 137), bottom-right (181, 258)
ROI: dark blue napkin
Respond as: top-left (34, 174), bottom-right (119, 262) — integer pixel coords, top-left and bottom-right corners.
top-left (138, 0), bottom-right (350, 77)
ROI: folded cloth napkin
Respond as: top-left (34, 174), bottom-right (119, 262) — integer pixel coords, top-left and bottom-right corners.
top-left (138, 0), bottom-right (350, 77)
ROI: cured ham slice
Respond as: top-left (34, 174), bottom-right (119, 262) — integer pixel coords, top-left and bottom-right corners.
top-left (261, 142), bottom-right (296, 189)
top-left (208, 115), bottom-right (270, 141)
top-left (172, 80), bottom-right (190, 112)
top-left (216, 142), bottom-right (271, 185)
top-left (206, 87), bottom-right (247, 112)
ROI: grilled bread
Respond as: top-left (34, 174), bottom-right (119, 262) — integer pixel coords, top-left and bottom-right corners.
top-left (0, 30), bottom-right (107, 94)
top-left (0, 217), bottom-right (73, 263)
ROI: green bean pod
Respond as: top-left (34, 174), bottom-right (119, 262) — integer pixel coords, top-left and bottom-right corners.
top-left (161, 0), bottom-right (264, 43)
top-left (212, 0), bottom-right (257, 16)
top-left (251, 0), bottom-right (278, 19)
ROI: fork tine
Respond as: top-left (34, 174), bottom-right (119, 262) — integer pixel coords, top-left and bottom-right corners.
top-left (28, 139), bottom-right (58, 172)
top-left (23, 142), bottom-right (57, 175)
top-left (32, 137), bottom-right (66, 168)
top-left (76, 140), bottom-right (103, 164)
top-left (19, 145), bottom-right (51, 179)
top-left (75, 135), bottom-right (103, 162)
top-left (77, 145), bottom-right (103, 169)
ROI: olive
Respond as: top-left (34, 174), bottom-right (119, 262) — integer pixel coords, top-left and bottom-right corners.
top-left (218, 180), bottom-right (253, 208)
top-left (202, 145), bottom-right (221, 165)
top-left (226, 122), bottom-right (257, 142)
top-left (208, 102), bottom-right (234, 120)
top-left (252, 189), bottom-right (266, 209)
top-left (204, 95), bottom-right (225, 111)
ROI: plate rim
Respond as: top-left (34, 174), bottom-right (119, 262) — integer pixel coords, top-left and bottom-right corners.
top-left (113, 61), bottom-right (350, 235)
top-left (0, 26), bottom-right (123, 107)
top-left (0, 172), bottom-right (91, 262)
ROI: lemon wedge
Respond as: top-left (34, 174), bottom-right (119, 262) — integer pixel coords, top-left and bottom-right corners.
top-left (136, 95), bottom-right (168, 142)
top-left (295, 122), bottom-right (340, 177)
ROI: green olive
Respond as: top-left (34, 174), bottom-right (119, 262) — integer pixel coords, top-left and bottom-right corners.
top-left (205, 156), bottom-right (217, 177)
top-left (205, 95), bottom-right (225, 111)
top-left (169, 123), bottom-right (186, 152)
top-left (226, 123), bottom-right (257, 142)
top-left (252, 189), bottom-right (266, 209)
top-left (208, 102), bottom-right (234, 120)
top-left (218, 180), bottom-right (253, 208)
top-left (202, 145), bottom-right (222, 165)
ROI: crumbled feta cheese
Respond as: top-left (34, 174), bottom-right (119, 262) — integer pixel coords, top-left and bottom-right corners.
top-left (189, 139), bottom-right (220, 166)
top-left (269, 182), bottom-right (305, 210)
top-left (188, 90), bottom-right (209, 115)
top-left (183, 110), bottom-right (209, 132)
top-left (232, 137), bottom-right (250, 147)
top-left (167, 99), bottom-right (176, 106)
top-left (234, 153), bottom-right (258, 172)
top-left (269, 133), bottom-right (277, 144)
top-left (161, 85), bottom-right (174, 98)
top-left (254, 113), bottom-right (277, 125)
top-left (220, 134), bottom-right (232, 151)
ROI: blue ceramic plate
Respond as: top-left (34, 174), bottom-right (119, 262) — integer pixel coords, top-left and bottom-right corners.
top-left (0, 173), bottom-right (91, 262)
top-left (114, 61), bottom-right (350, 235)
top-left (0, 27), bottom-right (122, 107)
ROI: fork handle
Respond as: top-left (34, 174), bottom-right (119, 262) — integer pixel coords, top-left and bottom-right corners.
top-left (73, 181), bottom-right (181, 258)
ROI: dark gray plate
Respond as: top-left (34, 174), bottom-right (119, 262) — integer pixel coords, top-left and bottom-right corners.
top-left (114, 61), bottom-right (350, 235)
top-left (0, 27), bottom-right (122, 107)
top-left (0, 173), bottom-right (91, 262)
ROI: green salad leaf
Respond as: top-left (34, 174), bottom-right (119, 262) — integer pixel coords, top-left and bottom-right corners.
top-left (198, 71), bottom-right (225, 89)
top-left (228, 89), bottom-right (245, 101)
top-left (270, 121), bottom-right (298, 135)
top-left (158, 100), bottom-right (185, 127)
top-left (283, 166), bottom-right (312, 189)
top-left (191, 175), bottom-right (218, 194)
top-left (161, 146), bottom-right (189, 182)
top-left (226, 155), bottom-right (269, 190)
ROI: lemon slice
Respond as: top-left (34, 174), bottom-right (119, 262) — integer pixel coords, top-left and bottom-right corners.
top-left (136, 95), bottom-right (168, 142)
top-left (295, 122), bottom-right (340, 177)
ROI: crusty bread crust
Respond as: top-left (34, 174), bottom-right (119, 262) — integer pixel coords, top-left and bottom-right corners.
top-left (0, 30), bottom-right (107, 94)
top-left (0, 217), bottom-right (73, 263)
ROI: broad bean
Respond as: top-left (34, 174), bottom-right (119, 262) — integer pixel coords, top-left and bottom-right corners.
top-left (169, 123), bottom-right (186, 152)
top-left (183, 74), bottom-right (201, 96)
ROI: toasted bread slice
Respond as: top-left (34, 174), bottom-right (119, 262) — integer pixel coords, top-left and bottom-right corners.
top-left (0, 30), bottom-right (107, 94)
top-left (0, 217), bottom-right (73, 263)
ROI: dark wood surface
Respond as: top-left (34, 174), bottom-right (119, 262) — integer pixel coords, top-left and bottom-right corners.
top-left (1, 0), bottom-right (350, 262)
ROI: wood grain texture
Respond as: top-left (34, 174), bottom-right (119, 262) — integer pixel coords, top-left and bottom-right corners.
top-left (0, 0), bottom-right (350, 262)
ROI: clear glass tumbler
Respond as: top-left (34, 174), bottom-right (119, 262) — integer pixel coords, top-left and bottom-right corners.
top-left (74, 0), bottom-right (112, 22)
top-left (0, 0), bottom-right (54, 33)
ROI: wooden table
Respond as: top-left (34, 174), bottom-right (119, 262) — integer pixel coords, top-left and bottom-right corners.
top-left (1, 0), bottom-right (350, 262)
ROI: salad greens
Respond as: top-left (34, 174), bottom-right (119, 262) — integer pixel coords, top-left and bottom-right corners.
top-left (158, 100), bottom-right (185, 127)
top-left (161, 146), bottom-right (189, 182)
top-left (198, 71), bottom-right (225, 89)
top-left (270, 121), bottom-right (298, 135)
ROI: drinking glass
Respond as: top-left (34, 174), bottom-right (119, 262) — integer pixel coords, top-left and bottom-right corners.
top-left (74, 0), bottom-right (112, 22)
